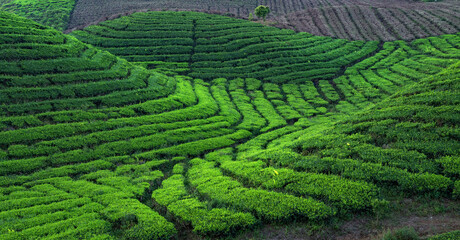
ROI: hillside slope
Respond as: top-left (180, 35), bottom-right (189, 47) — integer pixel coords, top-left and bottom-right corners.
top-left (67, 0), bottom-right (460, 41)
top-left (0, 12), bottom-right (179, 239)
top-left (0, 0), bottom-right (75, 30)
top-left (0, 11), bottom-right (459, 239)
top-left (72, 11), bottom-right (460, 114)
top-left (244, 62), bottom-right (460, 199)
top-left (71, 11), bottom-right (380, 82)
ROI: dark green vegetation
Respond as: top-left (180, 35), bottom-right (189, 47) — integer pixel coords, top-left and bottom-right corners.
top-left (254, 5), bottom-right (270, 21)
top-left (0, 10), bottom-right (459, 239)
top-left (72, 11), bottom-right (460, 117)
top-left (0, 0), bottom-right (75, 30)
top-left (429, 230), bottom-right (460, 240)
top-left (247, 62), bottom-right (460, 196)
top-left (382, 227), bottom-right (419, 240)
top-left (72, 11), bottom-right (381, 82)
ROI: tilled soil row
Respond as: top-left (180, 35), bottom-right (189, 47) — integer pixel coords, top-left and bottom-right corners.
top-left (68, 0), bottom-right (460, 41)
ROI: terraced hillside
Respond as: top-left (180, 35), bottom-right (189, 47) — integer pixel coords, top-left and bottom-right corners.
top-left (72, 11), bottom-right (381, 82)
top-left (68, 0), bottom-right (460, 41)
top-left (0, 0), bottom-right (75, 30)
top-left (0, 11), bottom-right (459, 239)
top-left (0, 12), bottom-right (180, 239)
top-left (239, 61), bottom-right (460, 200)
top-left (72, 11), bottom-right (460, 110)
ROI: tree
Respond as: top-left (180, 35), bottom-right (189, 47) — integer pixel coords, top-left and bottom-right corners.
top-left (254, 5), bottom-right (270, 22)
top-left (248, 12), bottom-right (254, 21)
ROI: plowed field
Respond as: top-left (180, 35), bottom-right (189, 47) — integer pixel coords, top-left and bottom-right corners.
top-left (68, 0), bottom-right (460, 41)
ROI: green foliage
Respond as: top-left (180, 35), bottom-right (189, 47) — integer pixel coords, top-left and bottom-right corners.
top-left (454, 181), bottom-right (460, 199)
top-left (152, 171), bottom-right (257, 236)
top-left (436, 156), bottom-right (460, 179)
top-left (73, 11), bottom-right (381, 84)
top-left (0, 10), bottom-right (459, 240)
top-left (254, 5), bottom-right (270, 21)
top-left (248, 13), bottom-right (253, 21)
top-left (0, 0), bottom-right (75, 30)
top-left (103, 199), bottom-right (177, 240)
top-left (172, 163), bottom-right (185, 174)
top-left (428, 230), bottom-right (460, 240)
top-left (188, 158), bottom-right (335, 221)
top-left (220, 159), bottom-right (382, 211)
top-left (382, 227), bottom-right (419, 240)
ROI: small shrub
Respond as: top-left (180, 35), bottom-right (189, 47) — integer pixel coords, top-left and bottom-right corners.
top-left (248, 13), bottom-right (253, 21)
top-left (382, 227), bottom-right (419, 240)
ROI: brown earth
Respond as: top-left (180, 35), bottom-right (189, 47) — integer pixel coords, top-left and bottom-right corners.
top-left (67, 0), bottom-right (460, 41)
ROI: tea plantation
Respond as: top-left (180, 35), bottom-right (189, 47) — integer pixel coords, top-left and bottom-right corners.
top-left (0, 9), bottom-right (459, 240)
top-left (0, 0), bottom-right (75, 31)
